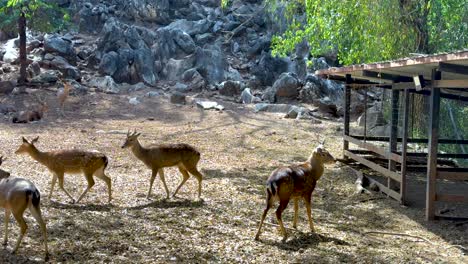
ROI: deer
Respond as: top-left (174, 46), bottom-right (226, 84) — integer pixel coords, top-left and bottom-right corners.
top-left (255, 142), bottom-right (335, 242)
top-left (12, 96), bottom-right (48, 123)
top-left (57, 79), bottom-right (72, 116)
top-left (121, 130), bottom-right (204, 200)
top-left (0, 156), bottom-right (49, 261)
top-left (15, 137), bottom-right (112, 204)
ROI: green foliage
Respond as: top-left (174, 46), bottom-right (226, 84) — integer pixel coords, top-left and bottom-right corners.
top-left (266, 0), bottom-right (468, 65)
top-left (0, 0), bottom-right (69, 34)
top-left (221, 0), bottom-right (230, 10)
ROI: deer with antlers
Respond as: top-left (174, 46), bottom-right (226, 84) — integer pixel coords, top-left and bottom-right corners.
top-left (121, 130), bottom-right (204, 199)
top-left (15, 137), bottom-right (112, 203)
top-left (0, 156), bottom-right (49, 260)
top-left (255, 141), bottom-right (335, 242)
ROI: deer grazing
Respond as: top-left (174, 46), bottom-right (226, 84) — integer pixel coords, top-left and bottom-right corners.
top-left (121, 130), bottom-right (204, 199)
top-left (255, 143), bottom-right (335, 241)
top-left (15, 137), bottom-right (112, 203)
top-left (12, 96), bottom-right (48, 123)
top-left (0, 156), bottom-right (49, 260)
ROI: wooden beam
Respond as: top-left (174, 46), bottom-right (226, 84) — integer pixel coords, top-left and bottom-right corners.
top-left (344, 150), bottom-right (402, 182)
top-left (426, 69), bottom-right (441, 221)
top-left (432, 80), bottom-right (468, 89)
top-left (436, 194), bottom-right (468, 203)
top-left (344, 74), bottom-right (352, 159)
top-left (439, 62), bottom-right (468, 75)
top-left (437, 171), bottom-right (468, 181)
top-left (344, 135), bottom-right (402, 162)
top-left (350, 168), bottom-right (401, 201)
top-left (349, 135), bottom-right (468, 144)
top-left (400, 88), bottom-right (410, 205)
top-left (362, 70), bottom-right (413, 82)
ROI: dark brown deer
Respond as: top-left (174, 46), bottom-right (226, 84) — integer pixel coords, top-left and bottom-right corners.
top-left (255, 143), bottom-right (335, 241)
top-left (0, 156), bottom-right (49, 260)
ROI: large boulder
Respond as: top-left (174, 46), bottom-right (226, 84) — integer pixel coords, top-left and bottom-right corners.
top-left (182, 68), bottom-right (206, 92)
top-left (357, 105), bottom-right (387, 129)
top-left (195, 46), bottom-right (226, 84)
top-left (119, 0), bottom-right (170, 24)
top-left (163, 55), bottom-right (196, 81)
top-left (272, 72), bottom-right (300, 100)
top-left (44, 34), bottom-right (76, 64)
top-left (78, 3), bottom-right (110, 34)
top-left (166, 19), bottom-right (213, 37)
top-left (252, 52), bottom-right (291, 86)
top-left (99, 51), bottom-right (119, 76)
top-left (88, 75), bottom-right (120, 94)
top-left (219, 80), bottom-right (242, 96)
top-left (152, 27), bottom-right (196, 63)
top-left (42, 54), bottom-right (81, 81)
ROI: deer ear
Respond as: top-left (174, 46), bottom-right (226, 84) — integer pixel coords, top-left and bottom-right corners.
top-left (136, 133), bottom-right (141, 137)
top-left (0, 156), bottom-right (3, 166)
top-left (31, 136), bottom-right (39, 144)
top-left (22, 137), bottom-right (28, 143)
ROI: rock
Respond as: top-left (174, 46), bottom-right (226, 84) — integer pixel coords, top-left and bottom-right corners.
top-left (134, 48), bottom-right (157, 86)
top-left (129, 97), bottom-right (141, 105)
top-left (88, 76), bottom-right (120, 94)
top-left (261, 86), bottom-right (276, 103)
top-left (2, 38), bottom-right (19, 63)
top-left (241, 88), bottom-right (258, 104)
top-left (122, 0), bottom-right (170, 24)
top-left (195, 33), bottom-right (214, 45)
top-left (182, 68), bottom-right (206, 92)
top-left (167, 19), bottom-right (213, 36)
top-left (224, 66), bottom-right (242, 81)
top-left (127, 82), bottom-right (148, 92)
top-left (27, 61), bottom-right (41, 78)
top-left (357, 105), bottom-right (387, 129)
top-left (174, 83), bottom-right (189, 93)
top-left (254, 103), bottom-right (294, 113)
top-left (163, 55), bottom-right (196, 81)
top-left (315, 97), bottom-right (339, 117)
top-left (78, 3), bottom-right (109, 34)
top-left (30, 71), bottom-right (59, 84)
top-left (0, 104), bottom-right (16, 114)
top-left (252, 52), bottom-right (291, 86)
top-left (272, 72), bottom-right (300, 100)
top-left (99, 51), bottom-right (119, 76)
top-left (195, 46), bottom-right (226, 84)
top-left (195, 100), bottom-right (224, 110)
top-left (43, 55), bottom-right (81, 81)
top-left (219, 80), bottom-right (242, 96)
top-left (146, 91), bottom-right (161, 97)
top-left (44, 34), bottom-right (76, 64)
top-left (299, 81), bottom-right (320, 103)
top-left (0, 80), bottom-right (15, 94)
top-left (284, 106), bottom-right (307, 119)
top-left (152, 27), bottom-right (196, 64)
top-left (170, 92), bottom-right (186, 104)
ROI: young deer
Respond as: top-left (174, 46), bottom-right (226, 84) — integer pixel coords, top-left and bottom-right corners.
top-left (57, 79), bottom-right (72, 116)
top-left (121, 130), bottom-right (203, 199)
top-left (15, 137), bottom-right (112, 203)
top-left (255, 143), bottom-right (335, 241)
top-left (0, 156), bottom-right (49, 260)
top-left (12, 97), bottom-right (48, 123)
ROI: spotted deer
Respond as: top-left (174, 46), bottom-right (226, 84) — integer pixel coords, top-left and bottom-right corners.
top-left (255, 143), bottom-right (335, 241)
top-left (15, 137), bottom-right (112, 203)
top-left (0, 156), bottom-right (49, 260)
top-left (121, 130), bottom-right (203, 199)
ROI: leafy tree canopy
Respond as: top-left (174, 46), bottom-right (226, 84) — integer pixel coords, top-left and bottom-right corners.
top-left (0, 0), bottom-right (69, 34)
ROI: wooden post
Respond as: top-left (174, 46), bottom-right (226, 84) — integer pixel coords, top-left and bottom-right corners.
top-left (344, 74), bottom-right (352, 159)
top-left (388, 88), bottom-right (399, 191)
top-left (426, 69), bottom-right (441, 221)
top-left (400, 88), bottom-right (410, 204)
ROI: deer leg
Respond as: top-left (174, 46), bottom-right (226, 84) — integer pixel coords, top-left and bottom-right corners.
top-left (293, 198), bottom-right (299, 229)
top-left (49, 174), bottom-right (58, 200)
top-left (148, 169), bottom-right (158, 199)
top-left (304, 194), bottom-right (315, 232)
top-left (158, 169), bottom-right (170, 199)
top-left (94, 167), bottom-right (112, 202)
top-left (56, 173), bottom-right (75, 203)
top-left (173, 165), bottom-right (190, 198)
top-left (276, 199), bottom-right (289, 242)
top-left (29, 204), bottom-right (48, 260)
top-left (186, 167), bottom-right (203, 199)
top-left (255, 193), bottom-right (273, 241)
top-left (3, 209), bottom-right (10, 246)
top-left (12, 210), bottom-right (28, 254)
top-left (76, 173), bottom-right (95, 203)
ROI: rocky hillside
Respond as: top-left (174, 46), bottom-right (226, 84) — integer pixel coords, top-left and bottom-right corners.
top-left (0, 0), bottom-right (368, 120)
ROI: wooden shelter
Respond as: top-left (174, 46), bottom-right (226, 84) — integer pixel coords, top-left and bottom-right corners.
top-left (315, 50), bottom-right (468, 220)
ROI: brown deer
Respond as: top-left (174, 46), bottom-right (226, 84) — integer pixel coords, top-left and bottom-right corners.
top-left (0, 156), bottom-right (49, 260)
top-left (255, 143), bottom-right (335, 241)
top-left (57, 79), bottom-right (72, 116)
top-left (15, 137), bottom-right (112, 203)
top-left (121, 130), bottom-right (203, 199)
top-left (12, 96), bottom-right (48, 123)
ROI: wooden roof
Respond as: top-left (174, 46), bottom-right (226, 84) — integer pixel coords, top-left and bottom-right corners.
top-left (315, 50), bottom-right (468, 84)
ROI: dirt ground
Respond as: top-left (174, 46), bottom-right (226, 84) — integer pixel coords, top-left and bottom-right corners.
top-left (0, 87), bottom-right (467, 263)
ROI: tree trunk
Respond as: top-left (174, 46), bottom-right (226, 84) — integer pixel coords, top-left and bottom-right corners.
top-left (18, 10), bottom-right (27, 85)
